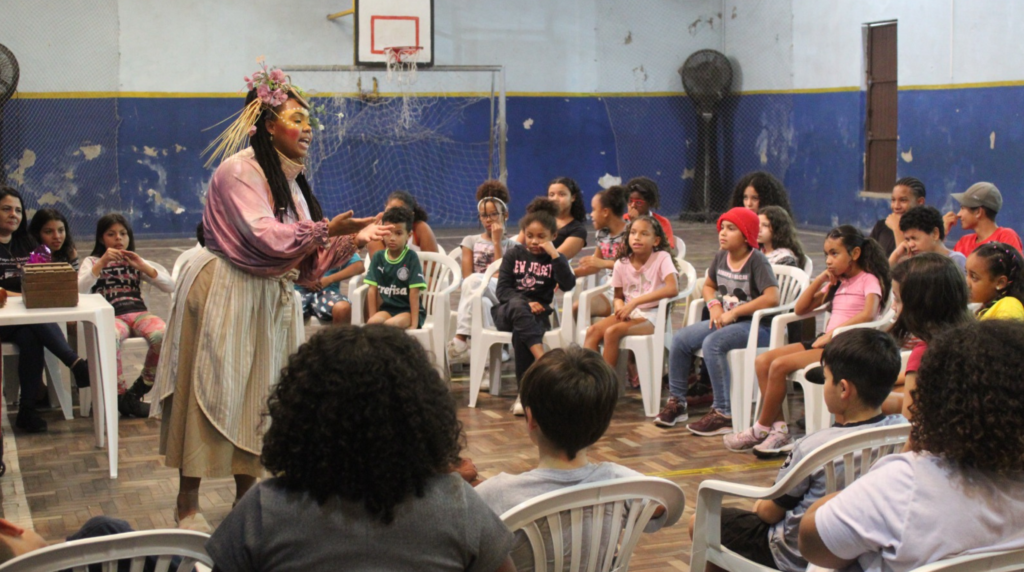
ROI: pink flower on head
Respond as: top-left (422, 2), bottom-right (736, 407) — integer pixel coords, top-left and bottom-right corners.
top-left (248, 124), bottom-right (258, 137)
top-left (269, 68), bottom-right (287, 84)
top-left (270, 88), bottom-right (288, 107)
top-left (257, 84), bottom-right (272, 104)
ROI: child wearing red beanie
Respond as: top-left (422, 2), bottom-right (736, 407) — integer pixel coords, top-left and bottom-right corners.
top-left (655, 207), bottom-right (781, 434)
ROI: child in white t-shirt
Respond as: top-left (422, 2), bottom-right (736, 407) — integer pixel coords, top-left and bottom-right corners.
top-left (475, 346), bottom-right (668, 572)
top-left (448, 181), bottom-right (515, 363)
top-left (800, 319), bottom-right (1024, 572)
top-left (583, 216), bottom-right (678, 373)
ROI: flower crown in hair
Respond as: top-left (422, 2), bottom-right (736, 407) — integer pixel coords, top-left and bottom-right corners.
top-left (202, 57), bottom-right (321, 167)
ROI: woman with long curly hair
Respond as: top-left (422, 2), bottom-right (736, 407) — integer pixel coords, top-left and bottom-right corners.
top-left (800, 319), bottom-right (1024, 571)
top-left (150, 61), bottom-right (389, 532)
top-left (206, 325), bottom-right (515, 572)
top-left (729, 171), bottom-right (793, 218)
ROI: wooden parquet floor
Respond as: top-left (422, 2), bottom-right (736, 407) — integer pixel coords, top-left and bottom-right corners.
top-left (1, 222), bottom-right (826, 571)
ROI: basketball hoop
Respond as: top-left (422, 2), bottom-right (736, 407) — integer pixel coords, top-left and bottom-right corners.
top-left (384, 46), bottom-right (422, 85)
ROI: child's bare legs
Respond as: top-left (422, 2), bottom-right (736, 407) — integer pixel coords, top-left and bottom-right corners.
top-left (367, 310), bottom-right (411, 327)
top-left (585, 315), bottom-right (653, 369)
top-left (177, 473), bottom-right (257, 519)
top-left (332, 300), bottom-right (352, 325)
top-left (754, 344), bottom-right (823, 427)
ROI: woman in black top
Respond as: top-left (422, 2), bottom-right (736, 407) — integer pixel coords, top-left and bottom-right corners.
top-left (0, 187), bottom-right (90, 433)
top-left (868, 177), bottom-right (927, 257)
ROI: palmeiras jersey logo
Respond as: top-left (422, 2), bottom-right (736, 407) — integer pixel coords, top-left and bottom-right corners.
top-left (397, 266), bottom-right (410, 281)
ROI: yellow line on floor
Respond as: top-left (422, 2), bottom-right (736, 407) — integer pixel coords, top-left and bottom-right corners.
top-left (649, 460), bottom-right (782, 479)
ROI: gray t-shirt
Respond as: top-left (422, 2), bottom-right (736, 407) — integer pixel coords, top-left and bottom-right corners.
top-left (708, 249), bottom-right (779, 313)
top-left (948, 250), bottom-right (967, 275)
top-left (475, 462), bottom-right (665, 572)
top-left (461, 233), bottom-right (517, 274)
top-left (207, 475), bottom-right (512, 572)
top-left (768, 414), bottom-right (908, 572)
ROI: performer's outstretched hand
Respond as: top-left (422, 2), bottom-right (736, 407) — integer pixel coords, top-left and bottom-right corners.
top-left (355, 221), bottom-right (393, 248)
top-left (328, 210), bottom-right (382, 237)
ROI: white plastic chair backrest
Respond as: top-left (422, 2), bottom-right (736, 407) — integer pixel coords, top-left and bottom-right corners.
top-left (803, 256), bottom-right (814, 276)
top-left (909, 547), bottom-right (1024, 572)
top-left (764, 423), bottom-right (909, 497)
top-left (771, 265), bottom-right (809, 307)
top-left (677, 258), bottom-right (698, 302)
top-left (673, 236), bottom-right (686, 260)
top-left (0, 529), bottom-right (213, 572)
top-left (448, 244), bottom-right (464, 264)
top-left (416, 251), bottom-right (462, 321)
top-left (501, 477), bottom-right (685, 572)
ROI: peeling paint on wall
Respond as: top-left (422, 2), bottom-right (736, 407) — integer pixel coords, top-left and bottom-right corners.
top-left (9, 150), bottom-right (37, 185)
top-left (146, 189), bottom-right (186, 214)
top-left (523, 118), bottom-right (534, 130)
top-left (598, 173), bottom-right (621, 188)
top-left (37, 192), bottom-right (60, 206)
top-left (901, 148), bottom-right (913, 163)
top-left (990, 132), bottom-right (996, 149)
top-left (624, 31), bottom-right (632, 45)
top-left (143, 146), bottom-right (160, 157)
top-left (174, 144), bottom-right (187, 153)
top-left (79, 145), bottom-right (102, 160)
top-left (681, 168), bottom-right (695, 180)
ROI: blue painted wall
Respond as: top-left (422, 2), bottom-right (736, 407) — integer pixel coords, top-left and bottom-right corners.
top-left (3, 84), bottom-right (1023, 240)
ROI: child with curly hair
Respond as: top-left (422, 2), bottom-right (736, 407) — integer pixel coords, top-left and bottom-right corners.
top-left (887, 205), bottom-right (966, 273)
top-left (476, 346), bottom-right (669, 572)
top-left (496, 198), bottom-right (576, 415)
top-left (758, 206), bottom-right (806, 268)
top-left (207, 325), bottom-right (515, 572)
top-left (800, 320), bottom-right (1024, 572)
top-left (448, 180), bottom-right (516, 362)
top-left (730, 171), bottom-right (793, 218)
top-left (966, 242), bottom-right (1024, 321)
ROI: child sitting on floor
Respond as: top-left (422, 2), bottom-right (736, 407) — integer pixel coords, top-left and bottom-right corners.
top-left (800, 320), bottom-right (1024, 572)
top-left (691, 328), bottom-right (905, 572)
top-left (476, 346), bottom-right (668, 572)
top-left (78, 213), bottom-right (174, 419)
top-left (365, 206), bottom-right (427, 330)
top-left (966, 242), bottom-right (1024, 320)
top-left (494, 198), bottom-right (576, 415)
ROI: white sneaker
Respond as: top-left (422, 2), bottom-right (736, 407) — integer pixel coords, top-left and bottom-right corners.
top-left (447, 338), bottom-right (470, 364)
top-left (501, 347), bottom-right (510, 362)
top-left (511, 395), bottom-right (524, 416)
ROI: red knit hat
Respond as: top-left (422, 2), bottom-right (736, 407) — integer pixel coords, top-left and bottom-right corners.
top-left (717, 207), bottom-right (760, 249)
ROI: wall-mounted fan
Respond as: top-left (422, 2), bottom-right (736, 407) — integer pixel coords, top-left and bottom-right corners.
top-left (0, 44), bottom-right (20, 185)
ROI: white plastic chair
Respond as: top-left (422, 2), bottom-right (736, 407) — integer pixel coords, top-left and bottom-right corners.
top-left (910, 547), bottom-right (1024, 572)
top-left (764, 292), bottom-right (897, 434)
top-left (349, 251), bottom-right (461, 377)
top-left (684, 265), bottom-right (809, 433)
top-left (501, 476), bottom-right (685, 572)
top-left (803, 256), bottom-right (814, 276)
top-left (690, 423), bottom-right (910, 572)
top-left (2, 322), bottom-right (74, 420)
top-left (0, 529), bottom-right (213, 572)
top-left (467, 259), bottom-right (575, 407)
top-left (674, 236), bottom-right (686, 260)
top-left (576, 257), bottom-right (697, 416)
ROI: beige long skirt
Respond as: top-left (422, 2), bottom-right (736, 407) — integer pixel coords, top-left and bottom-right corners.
top-left (158, 260), bottom-right (262, 478)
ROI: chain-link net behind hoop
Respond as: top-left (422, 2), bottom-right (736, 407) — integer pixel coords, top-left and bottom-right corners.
top-left (384, 46), bottom-right (422, 85)
top-left (288, 67), bottom-right (503, 228)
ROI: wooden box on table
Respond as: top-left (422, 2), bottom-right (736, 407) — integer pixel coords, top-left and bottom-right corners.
top-left (21, 263), bottom-right (79, 309)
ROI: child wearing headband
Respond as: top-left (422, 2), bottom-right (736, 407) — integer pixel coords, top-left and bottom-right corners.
top-left (448, 181), bottom-right (517, 363)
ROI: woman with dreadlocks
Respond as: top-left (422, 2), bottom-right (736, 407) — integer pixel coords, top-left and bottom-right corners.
top-left (150, 60), bottom-right (390, 532)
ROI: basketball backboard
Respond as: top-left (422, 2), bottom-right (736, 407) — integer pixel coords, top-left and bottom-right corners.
top-left (355, 0), bottom-right (434, 67)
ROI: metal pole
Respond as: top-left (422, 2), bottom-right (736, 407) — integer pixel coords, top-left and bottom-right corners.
top-left (498, 66), bottom-right (507, 184)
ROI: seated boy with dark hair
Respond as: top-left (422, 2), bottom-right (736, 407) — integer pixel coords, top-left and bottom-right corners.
top-left (889, 205), bottom-right (966, 273)
top-left (689, 328), bottom-right (906, 572)
top-left (365, 206), bottom-right (427, 329)
top-left (476, 346), bottom-right (667, 571)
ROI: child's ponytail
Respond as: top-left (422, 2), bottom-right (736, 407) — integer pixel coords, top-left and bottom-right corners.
top-left (823, 225), bottom-right (892, 305)
top-left (972, 242), bottom-right (1024, 315)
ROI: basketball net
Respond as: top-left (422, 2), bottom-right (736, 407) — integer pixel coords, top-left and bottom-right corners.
top-left (384, 46), bottom-right (422, 86)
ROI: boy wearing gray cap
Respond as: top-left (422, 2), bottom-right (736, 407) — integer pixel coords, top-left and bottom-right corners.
top-left (943, 182), bottom-right (1022, 256)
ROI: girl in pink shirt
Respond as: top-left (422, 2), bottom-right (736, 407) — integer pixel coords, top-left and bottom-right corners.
top-left (583, 216), bottom-right (679, 373)
top-left (725, 225), bottom-right (891, 456)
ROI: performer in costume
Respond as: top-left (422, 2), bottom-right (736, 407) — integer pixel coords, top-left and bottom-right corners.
top-left (150, 60), bottom-right (390, 532)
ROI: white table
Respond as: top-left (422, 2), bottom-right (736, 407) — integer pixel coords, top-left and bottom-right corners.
top-left (0, 295), bottom-right (120, 478)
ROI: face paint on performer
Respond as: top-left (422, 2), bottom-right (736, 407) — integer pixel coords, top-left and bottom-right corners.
top-left (267, 99), bottom-right (313, 161)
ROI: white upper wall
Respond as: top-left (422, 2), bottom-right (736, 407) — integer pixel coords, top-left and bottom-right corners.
top-left (2, 0), bottom-right (1022, 94)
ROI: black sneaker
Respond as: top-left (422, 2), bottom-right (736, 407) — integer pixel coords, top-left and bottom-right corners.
top-left (118, 391), bottom-right (150, 418)
top-left (16, 409), bottom-right (48, 433)
top-left (127, 375), bottom-right (152, 397)
top-left (71, 359), bottom-right (91, 388)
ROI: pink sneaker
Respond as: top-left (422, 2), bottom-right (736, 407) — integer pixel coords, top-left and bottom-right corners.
top-left (723, 426), bottom-right (769, 452)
